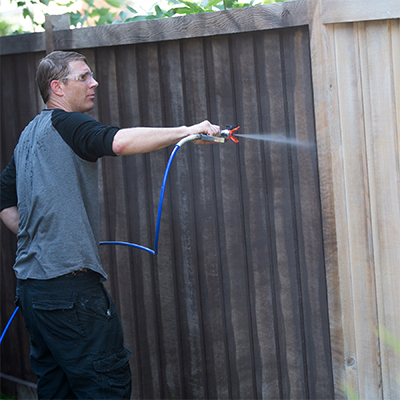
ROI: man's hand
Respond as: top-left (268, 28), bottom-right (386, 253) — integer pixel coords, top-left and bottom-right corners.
top-left (188, 120), bottom-right (221, 145)
top-left (0, 206), bottom-right (19, 235)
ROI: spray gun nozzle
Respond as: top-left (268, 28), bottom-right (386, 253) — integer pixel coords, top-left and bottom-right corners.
top-left (221, 125), bottom-right (240, 143)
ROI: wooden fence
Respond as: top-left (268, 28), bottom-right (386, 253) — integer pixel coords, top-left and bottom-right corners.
top-left (0, 0), bottom-right (399, 398)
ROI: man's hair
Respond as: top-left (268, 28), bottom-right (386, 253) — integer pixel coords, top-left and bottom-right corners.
top-left (36, 51), bottom-right (88, 103)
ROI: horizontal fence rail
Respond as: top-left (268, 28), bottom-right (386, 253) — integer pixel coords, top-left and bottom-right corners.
top-left (0, 1), bottom-right (308, 55)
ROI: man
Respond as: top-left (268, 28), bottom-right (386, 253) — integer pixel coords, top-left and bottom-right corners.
top-left (0, 50), bottom-right (220, 399)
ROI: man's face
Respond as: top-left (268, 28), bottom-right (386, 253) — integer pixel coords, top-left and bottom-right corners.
top-left (59, 60), bottom-right (99, 113)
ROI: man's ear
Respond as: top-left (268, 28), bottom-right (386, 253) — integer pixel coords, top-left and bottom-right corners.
top-left (50, 80), bottom-right (64, 97)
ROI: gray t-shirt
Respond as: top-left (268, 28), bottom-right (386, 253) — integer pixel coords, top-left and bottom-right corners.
top-left (3, 109), bottom-right (119, 280)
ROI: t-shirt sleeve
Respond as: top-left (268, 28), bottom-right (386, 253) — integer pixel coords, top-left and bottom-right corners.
top-left (52, 109), bottom-right (119, 162)
top-left (0, 155), bottom-right (17, 212)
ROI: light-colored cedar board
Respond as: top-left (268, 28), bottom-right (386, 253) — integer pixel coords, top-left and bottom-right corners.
top-left (334, 21), bottom-right (382, 399)
top-left (322, 0), bottom-right (400, 24)
top-left (359, 19), bottom-right (400, 399)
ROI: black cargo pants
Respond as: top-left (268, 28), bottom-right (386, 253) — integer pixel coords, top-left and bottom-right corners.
top-left (16, 270), bottom-right (132, 399)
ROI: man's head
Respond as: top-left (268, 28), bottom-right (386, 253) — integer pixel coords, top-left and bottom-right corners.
top-left (36, 51), bottom-right (98, 113)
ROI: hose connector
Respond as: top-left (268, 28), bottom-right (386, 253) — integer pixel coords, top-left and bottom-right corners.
top-left (176, 134), bottom-right (202, 147)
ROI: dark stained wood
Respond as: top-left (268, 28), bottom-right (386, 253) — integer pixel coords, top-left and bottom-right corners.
top-left (0, 21), bottom-right (334, 400)
top-left (0, 53), bottom-right (42, 390)
top-left (0, 31), bottom-right (45, 56)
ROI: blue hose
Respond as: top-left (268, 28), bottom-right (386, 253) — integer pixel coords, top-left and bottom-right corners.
top-left (153, 144), bottom-right (181, 254)
top-left (0, 306), bottom-right (19, 345)
top-left (99, 241), bottom-right (156, 255)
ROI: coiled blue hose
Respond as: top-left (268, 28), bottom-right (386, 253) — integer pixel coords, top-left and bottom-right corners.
top-left (1, 134), bottom-right (200, 344)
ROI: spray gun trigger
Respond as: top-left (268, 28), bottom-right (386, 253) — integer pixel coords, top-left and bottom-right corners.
top-left (227, 125), bottom-right (240, 143)
top-left (228, 133), bottom-right (239, 143)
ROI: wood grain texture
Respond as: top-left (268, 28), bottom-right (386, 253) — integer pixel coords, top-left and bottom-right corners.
top-left (307, 0), bottom-right (348, 397)
top-left (334, 22), bottom-right (382, 400)
top-left (358, 20), bottom-right (400, 399)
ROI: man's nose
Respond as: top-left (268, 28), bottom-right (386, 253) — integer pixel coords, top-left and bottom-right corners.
top-left (89, 77), bottom-right (99, 88)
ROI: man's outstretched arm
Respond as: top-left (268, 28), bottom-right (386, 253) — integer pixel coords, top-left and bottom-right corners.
top-left (112, 120), bottom-right (220, 156)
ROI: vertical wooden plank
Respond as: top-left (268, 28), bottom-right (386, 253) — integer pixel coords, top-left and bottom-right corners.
top-left (180, 37), bottom-right (217, 399)
top-left (133, 42), bottom-right (167, 400)
top-left (359, 20), bottom-right (400, 399)
top-left (334, 22), bottom-right (382, 399)
top-left (271, 29), bottom-right (309, 400)
top-left (14, 53), bottom-right (42, 130)
top-left (80, 48), bottom-right (100, 122)
top-left (112, 45), bottom-right (148, 400)
top-left (150, 40), bottom-right (185, 400)
top-left (0, 56), bottom-right (24, 389)
top-left (307, 0), bottom-right (347, 398)
top-left (159, 38), bottom-right (207, 399)
top-left (201, 35), bottom-right (237, 400)
top-left (254, 29), bottom-right (287, 400)
top-left (218, 32), bottom-right (258, 400)
top-left (282, 26), bottom-right (334, 400)
top-left (230, 30), bottom-right (281, 400)
top-left (0, 52), bottom-right (43, 387)
top-left (205, 33), bottom-right (248, 400)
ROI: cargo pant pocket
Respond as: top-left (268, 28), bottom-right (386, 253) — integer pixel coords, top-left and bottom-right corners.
top-left (93, 347), bottom-right (132, 399)
top-left (32, 296), bottom-right (87, 341)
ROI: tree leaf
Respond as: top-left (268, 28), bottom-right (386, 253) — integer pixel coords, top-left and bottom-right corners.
top-left (104, 0), bottom-right (124, 8)
top-left (180, 0), bottom-right (204, 12)
top-left (68, 11), bottom-right (82, 27)
top-left (125, 4), bottom-right (137, 13)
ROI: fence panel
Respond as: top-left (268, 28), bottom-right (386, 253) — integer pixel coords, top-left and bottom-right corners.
top-left (309, 0), bottom-right (400, 397)
top-left (0, 5), bottom-right (333, 399)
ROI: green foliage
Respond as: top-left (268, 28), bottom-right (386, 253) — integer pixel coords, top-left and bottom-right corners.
top-left (0, 18), bottom-right (24, 36)
top-left (10, 0), bottom-right (286, 31)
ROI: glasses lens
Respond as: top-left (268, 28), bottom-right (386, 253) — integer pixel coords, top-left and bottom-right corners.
top-left (61, 72), bottom-right (94, 82)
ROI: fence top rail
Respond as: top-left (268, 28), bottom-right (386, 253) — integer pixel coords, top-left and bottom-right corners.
top-left (0, 0), bottom-right (308, 56)
top-left (322, 0), bottom-right (400, 24)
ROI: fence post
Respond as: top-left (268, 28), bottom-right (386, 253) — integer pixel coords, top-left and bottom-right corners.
top-left (45, 14), bottom-right (70, 54)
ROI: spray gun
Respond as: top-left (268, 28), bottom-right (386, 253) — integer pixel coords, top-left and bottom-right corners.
top-left (197, 125), bottom-right (240, 143)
